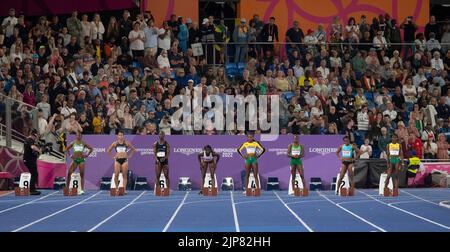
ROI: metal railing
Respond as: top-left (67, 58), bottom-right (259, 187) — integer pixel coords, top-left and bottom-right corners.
top-left (0, 93), bottom-right (38, 149)
top-left (196, 40), bottom-right (450, 69)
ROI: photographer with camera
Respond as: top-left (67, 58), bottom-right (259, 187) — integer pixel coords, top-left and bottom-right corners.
top-left (23, 129), bottom-right (43, 195)
top-left (400, 16), bottom-right (418, 58)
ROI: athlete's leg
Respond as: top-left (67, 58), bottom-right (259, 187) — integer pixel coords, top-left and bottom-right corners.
top-left (66, 161), bottom-right (76, 188)
top-left (121, 162), bottom-right (129, 193)
top-left (209, 162), bottom-right (217, 188)
top-left (79, 163), bottom-right (85, 191)
top-left (253, 163), bottom-right (260, 190)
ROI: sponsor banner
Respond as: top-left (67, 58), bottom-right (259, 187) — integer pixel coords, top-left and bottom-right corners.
top-left (67, 135), bottom-right (343, 190)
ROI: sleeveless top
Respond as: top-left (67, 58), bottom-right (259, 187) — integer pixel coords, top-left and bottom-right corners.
top-left (115, 142), bottom-right (128, 153)
top-left (341, 144), bottom-right (353, 158)
top-left (291, 144), bottom-right (302, 158)
top-left (388, 143), bottom-right (400, 156)
top-left (201, 151), bottom-right (214, 162)
top-left (155, 141), bottom-right (167, 158)
top-left (73, 142), bottom-right (85, 153)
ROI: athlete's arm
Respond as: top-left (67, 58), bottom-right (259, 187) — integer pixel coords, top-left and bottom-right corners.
top-left (84, 142), bottom-right (94, 157)
top-left (153, 142), bottom-right (159, 162)
top-left (237, 142), bottom-right (245, 159)
top-left (198, 152), bottom-right (203, 163)
top-left (336, 144), bottom-right (342, 158)
top-left (165, 142), bottom-right (170, 159)
top-left (127, 142), bottom-right (136, 158)
top-left (287, 144), bottom-right (293, 158)
top-left (66, 142), bottom-right (74, 153)
top-left (214, 152), bottom-right (220, 163)
top-left (107, 142), bottom-right (116, 158)
top-left (256, 141), bottom-right (265, 158)
top-left (300, 144), bottom-right (305, 158)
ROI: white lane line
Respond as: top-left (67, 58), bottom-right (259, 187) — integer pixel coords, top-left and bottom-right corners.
top-left (230, 191), bottom-right (240, 232)
top-left (87, 191), bottom-right (146, 232)
top-left (400, 190), bottom-right (440, 206)
top-left (13, 191), bottom-right (102, 232)
top-left (0, 191), bottom-right (14, 197)
top-left (317, 190), bottom-right (387, 232)
top-left (235, 199), bottom-right (279, 205)
top-left (273, 191), bottom-right (313, 232)
top-left (162, 191), bottom-right (189, 232)
top-left (183, 199), bottom-right (229, 205)
top-left (0, 191), bottom-right (59, 214)
top-left (358, 190), bottom-right (450, 230)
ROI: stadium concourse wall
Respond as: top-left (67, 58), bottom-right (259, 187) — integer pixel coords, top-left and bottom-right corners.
top-left (66, 135), bottom-right (343, 190)
top-left (147, 0), bottom-right (429, 37)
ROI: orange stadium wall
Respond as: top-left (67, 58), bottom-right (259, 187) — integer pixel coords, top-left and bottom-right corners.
top-left (146, 0), bottom-right (199, 26)
top-left (238, 0), bottom-right (429, 40)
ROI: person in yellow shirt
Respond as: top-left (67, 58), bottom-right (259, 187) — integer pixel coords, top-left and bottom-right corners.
top-left (92, 112), bottom-right (104, 134)
top-left (237, 132), bottom-right (265, 191)
top-left (298, 70), bottom-right (314, 90)
top-left (385, 133), bottom-right (403, 196)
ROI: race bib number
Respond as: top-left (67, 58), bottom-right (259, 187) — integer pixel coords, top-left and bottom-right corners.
top-left (292, 150), bottom-right (301, 156)
top-left (390, 150), bottom-right (399, 156)
top-left (116, 146), bottom-right (127, 153)
top-left (268, 36), bottom-right (273, 42)
top-left (342, 150), bottom-right (351, 157)
top-left (156, 151), bottom-right (166, 158)
top-left (247, 147), bottom-right (256, 154)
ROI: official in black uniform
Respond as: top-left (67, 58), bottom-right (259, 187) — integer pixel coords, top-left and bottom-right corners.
top-left (23, 129), bottom-right (42, 195)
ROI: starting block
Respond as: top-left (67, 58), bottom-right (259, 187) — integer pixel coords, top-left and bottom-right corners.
top-left (288, 172), bottom-right (308, 196)
top-left (110, 173), bottom-right (125, 196)
top-left (336, 172), bottom-right (354, 196)
top-left (155, 173), bottom-right (169, 196)
top-left (379, 173), bottom-right (397, 196)
top-left (15, 172), bottom-right (31, 196)
top-left (202, 172), bottom-right (218, 196)
top-left (64, 173), bottom-right (81, 196)
top-left (245, 172), bottom-right (261, 197)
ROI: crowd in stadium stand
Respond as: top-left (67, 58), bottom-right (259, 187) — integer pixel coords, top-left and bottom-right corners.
top-left (1, 8), bottom-right (450, 160)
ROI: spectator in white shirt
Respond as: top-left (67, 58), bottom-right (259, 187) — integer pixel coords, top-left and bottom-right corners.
top-left (292, 59), bottom-right (304, 78)
top-left (357, 105), bottom-right (369, 132)
top-left (382, 102), bottom-right (397, 120)
top-left (80, 14), bottom-right (92, 44)
top-left (1, 8), bottom-right (18, 38)
top-left (158, 21), bottom-right (172, 52)
top-left (431, 51), bottom-right (444, 72)
top-left (426, 32), bottom-right (441, 52)
top-left (128, 22), bottom-right (145, 58)
top-left (373, 30), bottom-right (388, 50)
top-left (157, 50), bottom-right (170, 70)
top-left (359, 138), bottom-right (372, 159)
top-left (412, 67), bottom-right (427, 87)
top-left (316, 59), bottom-right (330, 78)
top-left (37, 109), bottom-right (48, 136)
top-left (91, 13), bottom-right (105, 41)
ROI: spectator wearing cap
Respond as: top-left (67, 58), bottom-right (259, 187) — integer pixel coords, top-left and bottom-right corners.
top-left (201, 16), bottom-right (215, 64)
top-left (233, 18), bottom-right (250, 63)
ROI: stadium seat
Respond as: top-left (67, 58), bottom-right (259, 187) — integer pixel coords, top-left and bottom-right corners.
top-left (266, 177), bottom-right (279, 191)
top-left (134, 177), bottom-right (148, 190)
top-left (309, 177), bottom-right (323, 191)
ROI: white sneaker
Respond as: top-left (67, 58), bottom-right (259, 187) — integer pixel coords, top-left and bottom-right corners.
top-left (242, 191), bottom-right (246, 195)
top-left (79, 190), bottom-right (85, 195)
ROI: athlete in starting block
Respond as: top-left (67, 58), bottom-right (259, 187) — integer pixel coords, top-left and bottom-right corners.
top-left (198, 145), bottom-right (220, 195)
top-left (336, 136), bottom-right (358, 196)
top-left (154, 132), bottom-right (170, 195)
top-left (107, 130), bottom-right (136, 195)
top-left (237, 132), bottom-right (265, 196)
top-left (385, 134), bottom-right (403, 196)
top-left (287, 135), bottom-right (308, 196)
top-left (65, 131), bottom-right (93, 195)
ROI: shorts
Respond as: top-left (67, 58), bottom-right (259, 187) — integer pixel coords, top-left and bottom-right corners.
top-left (74, 157), bottom-right (85, 165)
top-left (389, 156), bottom-right (400, 165)
top-left (156, 158), bottom-right (168, 166)
top-left (290, 158), bottom-right (303, 166)
top-left (116, 158), bottom-right (128, 165)
top-left (245, 156), bottom-right (257, 165)
top-left (342, 160), bottom-right (354, 167)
